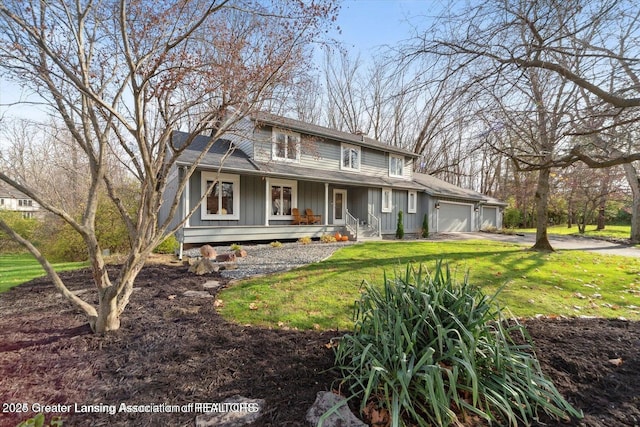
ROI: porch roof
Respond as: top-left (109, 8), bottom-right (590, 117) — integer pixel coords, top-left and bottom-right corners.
top-left (252, 161), bottom-right (425, 190)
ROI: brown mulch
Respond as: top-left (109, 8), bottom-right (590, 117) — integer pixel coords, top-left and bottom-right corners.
top-left (0, 265), bottom-right (638, 427)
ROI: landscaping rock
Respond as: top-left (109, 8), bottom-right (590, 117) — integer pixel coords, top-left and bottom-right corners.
top-left (188, 258), bottom-right (219, 275)
top-left (216, 253), bottom-right (237, 262)
top-left (194, 395), bottom-right (264, 427)
top-left (200, 245), bottom-right (217, 259)
top-left (306, 391), bottom-right (366, 427)
top-left (183, 290), bottom-right (213, 298)
top-left (202, 280), bottom-right (222, 291)
top-left (235, 249), bottom-right (248, 258)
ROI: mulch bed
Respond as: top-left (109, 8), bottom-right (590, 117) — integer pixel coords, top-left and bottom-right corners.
top-left (0, 265), bottom-right (638, 427)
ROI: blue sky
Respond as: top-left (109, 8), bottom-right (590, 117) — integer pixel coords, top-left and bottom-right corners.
top-left (0, 1), bottom-right (439, 121)
top-left (330, 0), bottom-right (438, 52)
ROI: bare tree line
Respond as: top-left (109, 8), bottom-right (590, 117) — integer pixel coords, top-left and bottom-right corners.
top-left (290, 0), bottom-right (638, 248)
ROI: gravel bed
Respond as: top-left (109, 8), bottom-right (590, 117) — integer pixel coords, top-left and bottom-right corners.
top-left (182, 241), bottom-right (355, 280)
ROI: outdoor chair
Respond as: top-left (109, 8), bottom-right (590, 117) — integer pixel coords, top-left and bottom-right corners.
top-left (291, 208), bottom-right (308, 225)
top-left (305, 208), bottom-right (321, 224)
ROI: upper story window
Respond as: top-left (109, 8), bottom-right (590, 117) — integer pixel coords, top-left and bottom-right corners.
top-left (201, 171), bottom-right (240, 220)
top-left (341, 144), bottom-right (360, 171)
top-left (389, 155), bottom-right (404, 178)
top-left (272, 128), bottom-right (300, 162)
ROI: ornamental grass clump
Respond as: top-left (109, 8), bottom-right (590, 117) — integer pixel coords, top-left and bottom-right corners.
top-left (334, 262), bottom-right (582, 427)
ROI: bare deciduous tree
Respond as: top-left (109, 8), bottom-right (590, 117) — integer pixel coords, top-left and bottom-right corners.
top-left (402, 0), bottom-right (639, 246)
top-left (0, 0), bottom-right (337, 333)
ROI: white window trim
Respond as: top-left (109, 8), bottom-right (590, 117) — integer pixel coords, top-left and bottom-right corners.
top-left (269, 178), bottom-right (298, 220)
top-left (340, 143), bottom-right (361, 171)
top-left (389, 155), bottom-right (404, 178)
top-left (408, 190), bottom-right (417, 214)
top-left (201, 171), bottom-right (240, 220)
top-left (381, 188), bottom-right (392, 213)
top-left (272, 128), bottom-right (301, 162)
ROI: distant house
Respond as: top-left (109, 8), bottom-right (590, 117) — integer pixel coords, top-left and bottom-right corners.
top-left (0, 184), bottom-right (40, 219)
top-left (159, 112), bottom-right (504, 254)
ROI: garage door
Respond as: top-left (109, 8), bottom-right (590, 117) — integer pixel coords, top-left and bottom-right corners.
top-left (439, 202), bottom-right (472, 232)
top-left (481, 206), bottom-right (498, 229)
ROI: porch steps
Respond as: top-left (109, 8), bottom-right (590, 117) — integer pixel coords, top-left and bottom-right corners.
top-left (345, 225), bottom-right (381, 241)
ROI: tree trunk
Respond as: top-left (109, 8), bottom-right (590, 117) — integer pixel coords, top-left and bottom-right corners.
top-left (532, 167), bottom-right (554, 251)
top-left (596, 206), bottom-right (606, 230)
top-left (94, 286), bottom-right (120, 333)
top-left (623, 163), bottom-right (640, 243)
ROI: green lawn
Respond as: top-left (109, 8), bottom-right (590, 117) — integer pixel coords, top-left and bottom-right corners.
top-left (218, 240), bottom-right (640, 330)
top-left (0, 253), bottom-right (87, 293)
top-left (519, 224), bottom-right (631, 239)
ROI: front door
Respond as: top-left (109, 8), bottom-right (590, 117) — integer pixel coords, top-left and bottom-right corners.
top-left (333, 189), bottom-right (347, 225)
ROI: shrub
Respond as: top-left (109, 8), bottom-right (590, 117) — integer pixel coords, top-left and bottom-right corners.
top-left (395, 210), bottom-right (404, 239)
top-left (0, 211), bottom-right (38, 253)
top-left (154, 234), bottom-right (179, 254)
top-left (421, 213), bottom-right (429, 238)
top-left (230, 243), bottom-right (243, 251)
top-left (42, 194), bottom-right (135, 261)
top-left (270, 241), bottom-right (283, 248)
top-left (298, 236), bottom-right (312, 245)
top-left (503, 207), bottom-right (522, 229)
top-left (334, 262), bottom-right (582, 427)
top-left (17, 413), bottom-right (63, 427)
top-left (320, 233), bottom-right (336, 243)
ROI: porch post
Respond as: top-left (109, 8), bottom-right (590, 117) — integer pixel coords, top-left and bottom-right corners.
top-left (265, 178), bottom-right (270, 226)
top-left (324, 183), bottom-right (329, 225)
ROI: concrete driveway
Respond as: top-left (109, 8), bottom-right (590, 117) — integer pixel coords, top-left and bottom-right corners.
top-left (436, 231), bottom-right (640, 258)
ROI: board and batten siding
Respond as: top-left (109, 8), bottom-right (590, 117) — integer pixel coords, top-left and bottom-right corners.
top-left (376, 188), bottom-right (420, 235)
top-left (188, 171), bottom-right (265, 227)
top-left (188, 170), bottom-right (330, 227)
top-left (158, 165), bottom-right (182, 232)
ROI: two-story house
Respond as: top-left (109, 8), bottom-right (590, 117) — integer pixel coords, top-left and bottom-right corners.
top-left (160, 112), bottom-right (504, 255)
top-left (0, 183), bottom-right (40, 219)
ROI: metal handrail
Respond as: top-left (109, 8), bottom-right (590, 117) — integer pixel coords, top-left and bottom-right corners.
top-left (345, 209), bottom-right (358, 240)
top-left (367, 212), bottom-right (381, 237)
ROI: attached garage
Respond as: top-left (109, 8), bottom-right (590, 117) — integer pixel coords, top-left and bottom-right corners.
top-left (438, 201), bottom-right (473, 232)
top-left (481, 206), bottom-right (498, 229)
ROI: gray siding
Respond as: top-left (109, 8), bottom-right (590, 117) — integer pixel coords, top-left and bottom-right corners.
top-left (373, 189), bottom-right (421, 236)
top-left (188, 172), bottom-right (265, 226)
top-left (251, 124), bottom-right (411, 180)
top-left (298, 181), bottom-right (326, 214)
top-left (158, 165), bottom-right (182, 232)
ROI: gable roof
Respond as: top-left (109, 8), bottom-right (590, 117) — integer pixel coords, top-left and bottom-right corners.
top-left (252, 112), bottom-right (418, 158)
top-left (413, 173), bottom-right (507, 205)
top-left (172, 132), bottom-right (259, 173)
top-left (0, 182), bottom-right (31, 199)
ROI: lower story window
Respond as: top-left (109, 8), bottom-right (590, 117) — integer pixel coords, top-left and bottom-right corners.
top-left (408, 191), bottom-right (417, 213)
top-left (382, 188), bottom-right (392, 213)
top-left (201, 172), bottom-right (240, 220)
top-left (270, 179), bottom-right (297, 218)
